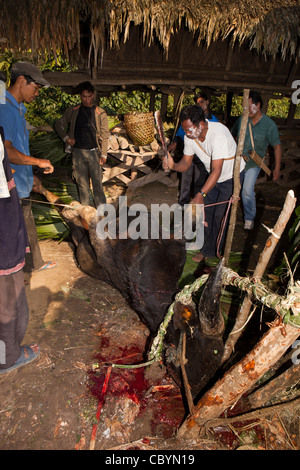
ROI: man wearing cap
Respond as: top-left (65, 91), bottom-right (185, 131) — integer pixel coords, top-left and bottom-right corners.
top-left (0, 62), bottom-right (56, 272)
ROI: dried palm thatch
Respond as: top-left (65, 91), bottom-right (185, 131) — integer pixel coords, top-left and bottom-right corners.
top-left (0, 0), bottom-right (299, 66)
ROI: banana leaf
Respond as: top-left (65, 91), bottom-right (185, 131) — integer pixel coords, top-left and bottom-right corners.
top-left (32, 202), bottom-right (70, 241)
top-left (29, 133), bottom-right (71, 166)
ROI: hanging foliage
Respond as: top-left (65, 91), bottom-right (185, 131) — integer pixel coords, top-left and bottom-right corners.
top-left (0, 0), bottom-right (299, 68)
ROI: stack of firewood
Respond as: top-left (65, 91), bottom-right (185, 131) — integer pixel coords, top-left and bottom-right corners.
top-left (108, 122), bottom-right (169, 156)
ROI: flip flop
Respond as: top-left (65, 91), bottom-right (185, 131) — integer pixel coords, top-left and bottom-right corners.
top-left (0, 344), bottom-right (40, 374)
top-left (35, 261), bottom-right (56, 272)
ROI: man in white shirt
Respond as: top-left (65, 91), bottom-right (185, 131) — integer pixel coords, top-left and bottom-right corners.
top-left (163, 105), bottom-right (245, 262)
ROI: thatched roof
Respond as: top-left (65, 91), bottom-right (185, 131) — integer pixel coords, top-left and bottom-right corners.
top-left (0, 0), bottom-right (299, 66)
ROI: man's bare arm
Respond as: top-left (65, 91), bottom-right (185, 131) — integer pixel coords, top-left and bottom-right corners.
top-left (5, 140), bottom-right (54, 173)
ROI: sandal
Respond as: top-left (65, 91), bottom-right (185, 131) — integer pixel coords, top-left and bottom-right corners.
top-left (34, 261), bottom-right (56, 272)
top-left (0, 344), bottom-right (40, 374)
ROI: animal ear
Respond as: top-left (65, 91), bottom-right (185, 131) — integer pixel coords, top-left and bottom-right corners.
top-left (173, 300), bottom-right (197, 330)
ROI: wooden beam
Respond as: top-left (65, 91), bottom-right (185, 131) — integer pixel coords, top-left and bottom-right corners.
top-left (44, 71), bottom-right (296, 95)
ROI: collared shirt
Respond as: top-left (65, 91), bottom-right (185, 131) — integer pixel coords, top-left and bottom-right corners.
top-left (0, 91), bottom-right (33, 198)
top-left (231, 113), bottom-right (281, 170)
top-left (0, 127), bottom-right (29, 275)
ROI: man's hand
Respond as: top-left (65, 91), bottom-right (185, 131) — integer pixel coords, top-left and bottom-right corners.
top-left (162, 151), bottom-right (174, 171)
top-left (167, 142), bottom-right (177, 153)
top-left (66, 137), bottom-right (76, 147)
top-left (99, 156), bottom-right (106, 166)
top-left (191, 192), bottom-right (205, 205)
top-left (37, 159), bottom-right (54, 174)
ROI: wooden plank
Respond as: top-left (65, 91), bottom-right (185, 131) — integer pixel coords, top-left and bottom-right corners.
top-left (104, 150), bottom-right (178, 187)
top-left (128, 170), bottom-right (178, 188)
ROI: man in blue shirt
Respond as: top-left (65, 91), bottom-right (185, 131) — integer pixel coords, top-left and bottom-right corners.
top-left (231, 91), bottom-right (281, 230)
top-left (0, 62), bottom-right (56, 271)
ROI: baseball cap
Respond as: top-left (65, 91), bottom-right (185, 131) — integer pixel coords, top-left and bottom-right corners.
top-left (12, 62), bottom-right (50, 87)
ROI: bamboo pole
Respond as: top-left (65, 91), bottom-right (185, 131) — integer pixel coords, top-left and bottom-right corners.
top-left (177, 320), bottom-right (300, 439)
top-left (222, 189), bottom-right (297, 363)
top-left (223, 88), bottom-right (249, 266)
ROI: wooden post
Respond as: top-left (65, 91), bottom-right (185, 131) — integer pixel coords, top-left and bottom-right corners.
top-left (149, 90), bottom-right (156, 113)
top-left (225, 91), bottom-right (233, 123)
top-left (223, 89), bottom-right (249, 266)
top-left (160, 93), bottom-right (169, 121)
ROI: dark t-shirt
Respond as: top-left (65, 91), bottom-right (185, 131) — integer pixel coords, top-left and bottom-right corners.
top-left (74, 105), bottom-right (98, 149)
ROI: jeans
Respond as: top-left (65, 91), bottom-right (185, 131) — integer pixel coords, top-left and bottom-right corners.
top-left (72, 148), bottom-right (106, 208)
top-left (241, 165), bottom-right (261, 222)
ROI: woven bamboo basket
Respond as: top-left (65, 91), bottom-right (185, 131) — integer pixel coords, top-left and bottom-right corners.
top-left (124, 112), bottom-right (155, 146)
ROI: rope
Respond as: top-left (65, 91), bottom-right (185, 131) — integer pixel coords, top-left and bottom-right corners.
top-left (28, 198), bottom-right (75, 209)
top-left (262, 223), bottom-right (281, 239)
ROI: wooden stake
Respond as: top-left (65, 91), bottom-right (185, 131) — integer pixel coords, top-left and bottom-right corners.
top-left (223, 88), bottom-right (249, 266)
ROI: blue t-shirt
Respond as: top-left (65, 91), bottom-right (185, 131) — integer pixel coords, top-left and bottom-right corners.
top-left (0, 91), bottom-right (33, 198)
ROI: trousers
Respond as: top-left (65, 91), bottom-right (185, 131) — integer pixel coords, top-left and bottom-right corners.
top-left (201, 171), bottom-right (244, 258)
top-left (241, 165), bottom-right (261, 222)
top-left (0, 270), bottom-right (29, 369)
top-left (72, 148), bottom-right (106, 208)
top-left (21, 198), bottom-right (44, 271)
top-left (179, 157), bottom-right (208, 206)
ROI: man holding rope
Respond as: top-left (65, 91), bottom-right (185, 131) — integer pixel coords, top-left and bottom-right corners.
top-left (163, 105), bottom-right (245, 263)
top-left (0, 62), bottom-right (56, 272)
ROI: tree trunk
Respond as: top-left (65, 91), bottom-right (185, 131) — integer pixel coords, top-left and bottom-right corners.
top-left (178, 321), bottom-right (300, 439)
top-left (223, 89), bottom-right (249, 266)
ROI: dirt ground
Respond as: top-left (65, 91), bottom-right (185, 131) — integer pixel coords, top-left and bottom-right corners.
top-left (0, 175), bottom-right (299, 451)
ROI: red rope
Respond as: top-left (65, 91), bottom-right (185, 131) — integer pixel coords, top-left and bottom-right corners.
top-left (89, 365), bottom-right (112, 450)
top-left (196, 196), bottom-right (235, 259)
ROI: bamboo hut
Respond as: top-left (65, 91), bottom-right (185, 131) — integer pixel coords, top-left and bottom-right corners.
top-left (0, 1), bottom-right (299, 110)
top-left (1, 0), bottom-right (300, 185)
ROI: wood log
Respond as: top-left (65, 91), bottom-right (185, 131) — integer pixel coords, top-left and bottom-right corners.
top-left (150, 139), bottom-right (160, 152)
top-left (222, 189), bottom-right (297, 364)
top-left (238, 362), bottom-right (300, 410)
top-left (108, 134), bottom-right (119, 150)
top-left (117, 135), bottom-right (130, 149)
top-left (178, 321), bottom-right (300, 439)
top-left (110, 122), bottom-right (126, 134)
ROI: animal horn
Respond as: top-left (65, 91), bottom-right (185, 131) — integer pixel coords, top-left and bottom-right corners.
top-left (198, 258), bottom-right (225, 336)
